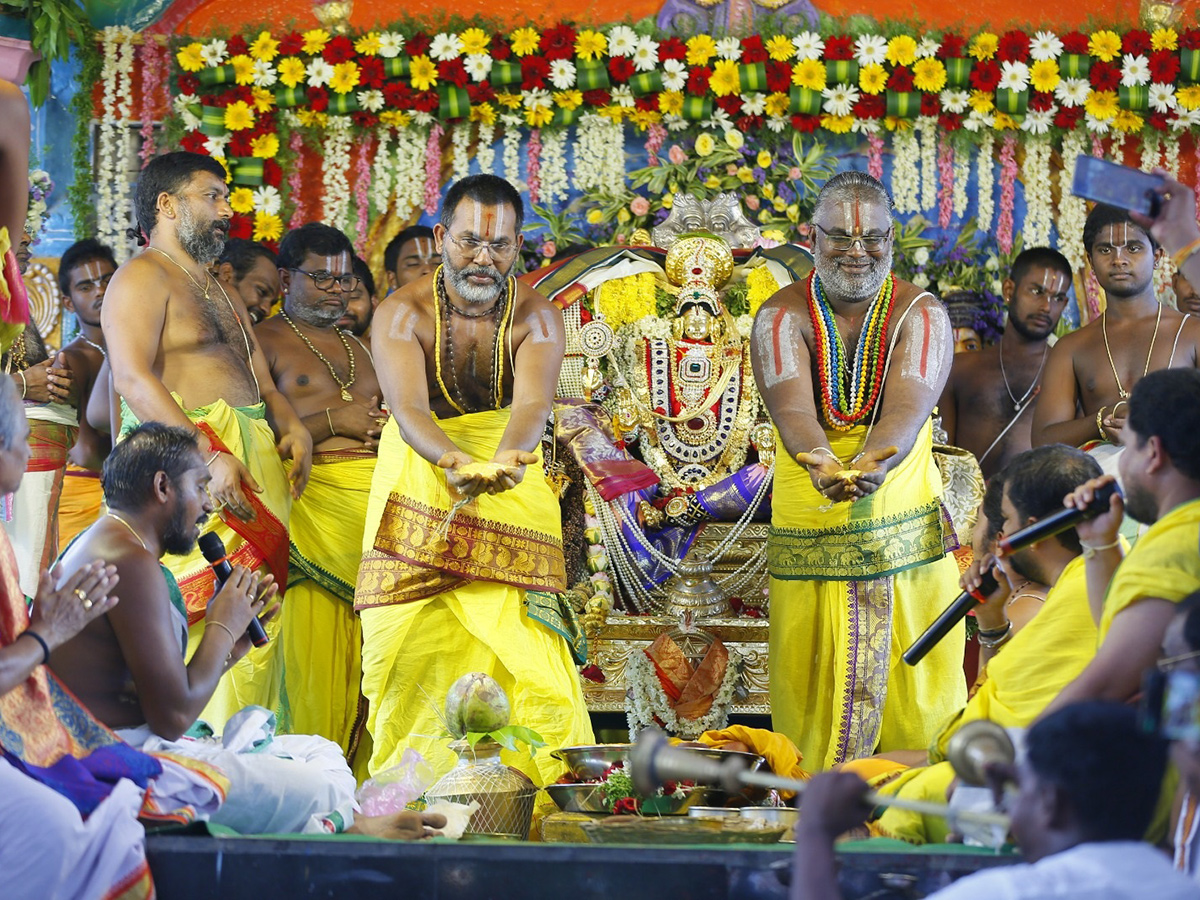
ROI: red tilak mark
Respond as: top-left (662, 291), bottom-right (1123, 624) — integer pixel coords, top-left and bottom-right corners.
top-left (853, 199), bottom-right (861, 233)
top-left (539, 316), bottom-right (550, 339)
top-left (484, 212), bottom-right (494, 236)
top-left (918, 307), bottom-right (931, 378)
top-left (771, 307), bottom-right (786, 376)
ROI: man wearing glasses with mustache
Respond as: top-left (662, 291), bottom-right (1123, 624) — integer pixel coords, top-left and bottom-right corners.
top-left (355, 174), bottom-right (593, 787)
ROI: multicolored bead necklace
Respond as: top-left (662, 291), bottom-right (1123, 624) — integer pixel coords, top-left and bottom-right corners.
top-left (806, 270), bottom-right (896, 431)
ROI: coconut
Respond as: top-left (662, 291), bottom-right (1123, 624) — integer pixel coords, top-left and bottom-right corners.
top-left (445, 672), bottom-right (511, 738)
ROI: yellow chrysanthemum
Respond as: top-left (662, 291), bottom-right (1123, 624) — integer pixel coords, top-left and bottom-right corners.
top-left (409, 56), bottom-right (438, 91)
top-left (766, 35), bottom-right (795, 61)
top-left (1085, 89), bottom-right (1118, 119)
top-left (968, 90), bottom-right (995, 113)
top-left (460, 28), bottom-right (489, 56)
top-left (302, 29), bottom-right (330, 55)
top-left (223, 101), bottom-right (255, 131)
top-left (469, 103), bottom-right (496, 125)
top-left (912, 58), bottom-right (946, 93)
top-left (746, 265), bottom-right (780, 316)
top-left (694, 133), bottom-right (716, 157)
top-left (686, 34), bottom-right (717, 66)
top-left (295, 109), bottom-right (329, 127)
top-left (886, 35), bottom-right (918, 66)
top-left (1178, 85), bottom-right (1200, 110)
top-left (757, 149), bottom-right (772, 168)
top-left (658, 90), bottom-right (684, 116)
top-left (969, 32), bottom-right (998, 61)
top-left (1088, 30), bottom-right (1122, 62)
top-left (554, 89), bottom-right (583, 110)
top-left (710, 60), bottom-right (740, 97)
top-left (524, 105), bottom-right (554, 127)
top-left (630, 108), bottom-right (662, 131)
top-left (231, 54), bottom-right (255, 86)
top-left (821, 114), bottom-right (854, 134)
top-left (277, 57), bottom-right (306, 88)
top-left (1112, 108), bottom-right (1144, 132)
top-left (992, 112), bottom-right (1019, 130)
top-left (858, 63), bottom-right (886, 94)
top-left (177, 43), bottom-right (205, 73)
top-left (510, 27), bottom-right (540, 57)
top-left (884, 116), bottom-right (914, 132)
top-left (330, 61), bottom-right (360, 94)
top-left (764, 91), bottom-right (789, 117)
top-left (793, 58), bottom-right (827, 91)
top-left (1029, 59), bottom-right (1060, 93)
top-left (355, 33), bottom-right (381, 56)
top-left (379, 110), bottom-right (411, 127)
top-left (251, 133), bottom-right (279, 158)
top-left (249, 31), bottom-right (279, 62)
top-left (598, 105), bottom-right (626, 123)
top-left (1151, 28), bottom-right (1179, 51)
top-left (250, 87), bottom-right (275, 113)
top-left (575, 29), bottom-right (607, 60)
top-left (253, 212), bottom-right (283, 243)
top-left (495, 92), bottom-right (523, 109)
top-left (228, 187), bottom-right (255, 214)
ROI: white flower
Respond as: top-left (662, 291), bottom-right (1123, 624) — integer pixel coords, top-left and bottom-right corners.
top-left (377, 32), bottom-right (405, 58)
top-left (465, 54), bottom-right (492, 82)
top-left (913, 246), bottom-right (930, 266)
top-left (607, 25), bottom-right (638, 57)
top-left (306, 58), bottom-right (335, 88)
top-left (1055, 77), bottom-right (1090, 107)
top-left (998, 61), bottom-right (1030, 92)
top-left (793, 31), bottom-right (825, 60)
top-left (767, 115), bottom-right (788, 133)
top-left (1121, 53), bottom-right (1150, 87)
top-left (991, 278), bottom-right (1004, 295)
top-left (664, 113), bottom-right (688, 131)
top-left (716, 37), bottom-right (743, 61)
top-left (913, 271), bottom-right (930, 289)
top-left (1030, 31), bottom-right (1064, 62)
top-left (357, 89), bottom-right (384, 112)
top-left (854, 34), bottom-right (888, 67)
top-left (523, 88), bottom-right (553, 110)
top-left (550, 59), bottom-right (576, 90)
top-left (662, 59), bottom-right (686, 92)
top-left (610, 84), bottom-right (636, 107)
top-left (1021, 108), bottom-right (1054, 134)
top-left (740, 92), bottom-right (766, 115)
top-left (200, 39), bottom-right (228, 66)
top-left (916, 37), bottom-right (941, 58)
top-left (940, 89), bottom-right (970, 113)
top-left (851, 117), bottom-right (881, 134)
top-left (410, 110), bottom-right (434, 127)
top-left (251, 59), bottom-right (277, 88)
top-left (964, 109), bottom-right (994, 132)
top-left (1174, 107), bottom-right (1200, 129)
top-left (821, 82), bottom-right (860, 117)
top-left (252, 185), bottom-right (282, 216)
top-left (203, 135), bottom-right (231, 157)
top-left (703, 107), bottom-right (733, 131)
top-left (632, 35), bottom-right (659, 72)
top-left (984, 255), bottom-right (1000, 271)
top-left (1084, 113), bottom-right (1112, 134)
top-left (430, 33), bottom-right (463, 61)
top-left (1149, 83), bottom-right (1177, 112)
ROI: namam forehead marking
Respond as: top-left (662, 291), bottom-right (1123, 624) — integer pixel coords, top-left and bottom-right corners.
top-left (74, 260), bottom-right (108, 286)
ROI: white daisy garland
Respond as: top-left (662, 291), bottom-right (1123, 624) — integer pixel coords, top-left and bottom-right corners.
top-left (918, 115), bottom-right (938, 213)
top-left (451, 120), bottom-right (473, 183)
top-left (97, 27), bottom-right (136, 259)
top-left (891, 127), bottom-right (920, 214)
top-left (976, 133), bottom-right (996, 233)
top-left (539, 128), bottom-right (570, 208)
top-left (953, 143), bottom-right (970, 218)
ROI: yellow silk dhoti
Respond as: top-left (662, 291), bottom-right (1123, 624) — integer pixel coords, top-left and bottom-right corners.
top-left (283, 448), bottom-right (373, 764)
top-left (768, 420), bottom-right (964, 772)
top-left (355, 411), bottom-right (593, 786)
top-left (122, 396), bottom-right (291, 729)
top-left (57, 464), bottom-right (104, 547)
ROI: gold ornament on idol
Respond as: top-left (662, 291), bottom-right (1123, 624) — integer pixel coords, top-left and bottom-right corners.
top-left (280, 312), bottom-right (357, 402)
top-left (1102, 303), bottom-right (1162, 401)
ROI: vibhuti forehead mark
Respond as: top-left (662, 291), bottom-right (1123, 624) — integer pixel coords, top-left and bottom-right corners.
top-left (78, 260), bottom-right (106, 284)
top-left (839, 199), bottom-right (856, 233)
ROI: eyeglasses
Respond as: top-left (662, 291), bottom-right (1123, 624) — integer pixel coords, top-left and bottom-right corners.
top-left (444, 232), bottom-right (518, 262)
top-left (1158, 648), bottom-right (1200, 673)
top-left (290, 268), bottom-right (360, 292)
top-left (813, 223), bottom-right (891, 252)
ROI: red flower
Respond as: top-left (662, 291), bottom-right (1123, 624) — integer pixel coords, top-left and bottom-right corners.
top-left (741, 34), bottom-right (768, 63)
top-left (490, 35), bottom-right (512, 60)
top-left (939, 33), bottom-right (967, 58)
top-left (226, 35), bottom-right (248, 57)
top-left (611, 797), bottom-right (639, 816)
top-left (231, 85), bottom-right (254, 105)
top-left (1060, 31), bottom-right (1090, 55)
top-left (580, 663), bottom-right (605, 683)
top-left (1089, 60), bottom-right (1121, 91)
top-left (1054, 106), bottom-right (1084, 129)
top-left (608, 56), bottom-right (635, 82)
top-left (766, 60), bottom-right (791, 93)
top-left (685, 67), bottom-right (710, 95)
top-left (178, 73), bottom-right (200, 95)
top-left (736, 114), bottom-right (763, 131)
top-left (791, 113), bottom-right (820, 132)
top-left (412, 90), bottom-right (439, 113)
top-left (888, 65), bottom-right (914, 92)
top-left (522, 56), bottom-right (551, 89)
top-left (824, 35), bottom-right (853, 60)
top-left (1123, 29), bottom-right (1152, 55)
top-left (229, 214), bottom-right (253, 240)
top-left (181, 132), bottom-right (207, 154)
top-left (278, 31), bottom-right (304, 56)
top-left (359, 57), bottom-right (385, 89)
top-left (383, 81), bottom-right (413, 107)
top-left (854, 94), bottom-right (885, 118)
top-left (938, 112), bottom-right (963, 131)
top-left (715, 94), bottom-right (743, 115)
top-left (658, 37), bottom-right (687, 61)
top-left (996, 30), bottom-right (1031, 63)
top-left (227, 131), bottom-right (254, 156)
top-left (467, 82), bottom-right (496, 103)
top-left (970, 59), bottom-right (1002, 92)
top-left (407, 32), bottom-right (432, 57)
top-left (439, 58), bottom-right (470, 88)
top-left (306, 86), bottom-right (329, 112)
top-left (1181, 29), bottom-right (1200, 51)
top-left (1029, 91), bottom-right (1055, 112)
top-left (919, 93), bottom-right (940, 116)
top-left (582, 88), bottom-right (611, 106)
top-left (1149, 50), bottom-right (1180, 83)
top-left (322, 35), bottom-right (356, 64)
top-left (540, 23), bottom-right (577, 61)
top-left (352, 111), bottom-right (379, 128)
top-left (263, 158), bottom-right (282, 187)
top-left (634, 95), bottom-right (657, 113)
top-left (1148, 111), bottom-right (1171, 131)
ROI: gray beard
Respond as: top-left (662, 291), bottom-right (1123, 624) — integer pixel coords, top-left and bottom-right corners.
top-left (288, 301), bottom-right (344, 328)
top-left (814, 247), bottom-right (893, 302)
top-left (177, 203), bottom-right (227, 266)
top-left (444, 257), bottom-right (508, 304)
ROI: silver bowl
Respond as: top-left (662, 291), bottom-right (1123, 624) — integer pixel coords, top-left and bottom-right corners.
top-left (544, 782), bottom-right (610, 813)
top-left (688, 806), bottom-right (742, 820)
top-left (740, 806), bottom-right (799, 826)
top-left (551, 744), bottom-right (633, 779)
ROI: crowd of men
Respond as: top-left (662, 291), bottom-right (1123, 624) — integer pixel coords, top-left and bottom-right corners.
top-left (2, 142), bottom-right (1200, 899)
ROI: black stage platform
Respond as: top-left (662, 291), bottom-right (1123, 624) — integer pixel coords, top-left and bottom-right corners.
top-left (145, 833), bottom-right (1018, 899)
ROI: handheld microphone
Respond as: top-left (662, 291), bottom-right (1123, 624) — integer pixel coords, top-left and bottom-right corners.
top-left (198, 532), bottom-right (269, 647)
top-left (904, 480), bottom-right (1122, 666)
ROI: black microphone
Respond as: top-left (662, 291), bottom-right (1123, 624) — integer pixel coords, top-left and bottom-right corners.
top-left (904, 480), bottom-right (1122, 666)
top-left (198, 532), bottom-right (269, 647)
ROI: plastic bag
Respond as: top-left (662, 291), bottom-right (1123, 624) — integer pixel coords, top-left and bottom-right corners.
top-left (356, 748), bottom-right (436, 816)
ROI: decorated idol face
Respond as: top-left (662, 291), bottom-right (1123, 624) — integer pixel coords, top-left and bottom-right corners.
top-left (652, 193), bottom-right (762, 250)
top-left (681, 304), bottom-right (714, 341)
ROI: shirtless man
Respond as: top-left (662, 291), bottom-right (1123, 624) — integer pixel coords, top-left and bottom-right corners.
top-left (214, 238), bottom-right (280, 324)
top-left (336, 254), bottom-right (378, 338)
top-left (382, 224), bottom-right (437, 295)
top-left (940, 247), bottom-right (1071, 478)
top-left (257, 224), bottom-right (382, 758)
top-left (101, 150), bottom-right (310, 725)
top-left (1173, 269), bottom-right (1200, 316)
top-left (1033, 206), bottom-right (1200, 456)
top-left (356, 174), bottom-right (593, 783)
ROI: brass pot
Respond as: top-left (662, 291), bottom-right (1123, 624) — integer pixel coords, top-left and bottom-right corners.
top-left (425, 741), bottom-right (538, 840)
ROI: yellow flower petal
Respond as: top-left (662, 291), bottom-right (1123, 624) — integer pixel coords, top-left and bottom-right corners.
top-left (658, 90), bottom-right (684, 116)
top-left (1151, 28), bottom-right (1178, 52)
top-left (250, 88), bottom-right (275, 113)
top-left (1030, 59), bottom-right (1060, 93)
top-left (278, 57), bottom-right (306, 88)
top-left (1088, 30), bottom-right (1122, 62)
top-left (249, 31), bottom-right (279, 62)
top-left (330, 61), bottom-right (360, 94)
top-left (176, 43), bottom-right (205, 73)
top-left (302, 29), bottom-right (330, 55)
top-left (223, 100), bottom-right (255, 131)
top-left (793, 58), bottom-right (827, 91)
top-left (886, 35), bottom-right (917, 67)
top-left (710, 60), bottom-right (740, 97)
top-left (858, 63), bottom-right (886, 94)
top-left (686, 34), bottom-right (717, 66)
top-left (231, 54), bottom-right (255, 86)
top-left (969, 33), bottom-right (998, 61)
top-left (766, 35), bottom-right (795, 62)
top-left (821, 114), bottom-right (854, 134)
top-left (355, 33), bottom-right (382, 56)
top-left (575, 30), bottom-right (607, 61)
top-left (912, 58), bottom-right (946, 93)
top-left (250, 133), bottom-right (279, 158)
top-left (460, 28), bottom-right (490, 56)
top-left (409, 56), bottom-right (438, 91)
top-left (229, 187), bottom-right (255, 214)
top-left (510, 27), bottom-right (540, 57)
top-left (253, 212), bottom-right (283, 243)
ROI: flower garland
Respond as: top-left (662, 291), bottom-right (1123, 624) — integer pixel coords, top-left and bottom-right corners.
top-left (936, 135), bottom-right (954, 228)
top-left (891, 127), bottom-right (920, 214)
top-left (626, 646), bottom-right (742, 740)
top-left (287, 129), bottom-right (307, 230)
top-left (450, 121), bottom-right (473, 183)
top-left (393, 125), bottom-right (428, 221)
top-left (501, 113), bottom-right (523, 187)
top-left (866, 133), bottom-right (884, 181)
top-left (644, 122), bottom-right (666, 166)
top-left (24, 169), bottom-right (53, 242)
top-left (97, 27), bottom-right (136, 257)
top-left (476, 121), bottom-right (496, 175)
top-left (321, 116), bottom-right (354, 236)
top-left (370, 125), bottom-right (394, 220)
top-left (353, 138), bottom-right (371, 253)
top-left (745, 265), bottom-right (780, 318)
top-left (423, 123), bottom-right (444, 214)
top-left (594, 273), bottom-right (658, 333)
top-left (918, 116), bottom-right (938, 213)
top-left (996, 133), bottom-right (1018, 255)
top-left (976, 133), bottom-right (995, 233)
top-left (539, 128), bottom-right (570, 208)
top-left (1057, 131), bottom-right (1089, 271)
top-left (1022, 136), bottom-right (1053, 248)
top-left (138, 38), bottom-right (169, 168)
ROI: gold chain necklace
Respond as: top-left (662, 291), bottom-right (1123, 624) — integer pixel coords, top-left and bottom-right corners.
top-left (148, 246), bottom-right (212, 302)
top-left (106, 511), bottom-right (148, 550)
top-left (280, 312), bottom-right (356, 402)
top-left (1102, 302), bottom-right (1162, 400)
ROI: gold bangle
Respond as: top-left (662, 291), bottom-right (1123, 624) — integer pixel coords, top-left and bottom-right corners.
top-left (205, 620), bottom-right (237, 647)
top-left (1081, 538), bottom-right (1121, 559)
top-left (17, 370), bottom-right (26, 399)
top-left (1096, 407), bottom-right (1108, 441)
top-left (1170, 236), bottom-right (1200, 270)
top-left (326, 408), bottom-right (337, 438)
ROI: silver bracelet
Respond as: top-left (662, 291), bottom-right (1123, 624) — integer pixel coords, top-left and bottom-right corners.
top-left (977, 620), bottom-right (1013, 650)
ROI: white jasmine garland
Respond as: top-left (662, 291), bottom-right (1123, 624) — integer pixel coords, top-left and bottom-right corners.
top-left (390, 125), bottom-right (427, 222)
top-left (1164, 134), bottom-right (1180, 178)
top-left (891, 128), bottom-right (920, 214)
top-left (1022, 136), bottom-right (1053, 247)
top-left (321, 117), bottom-right (354, 236)
top-left (476, 121), bottom-right (496, 175)
top-left (501, 113), bottom-right (524, 189)
top-left (451, 121), bottom-right (473, 183)
top-left (918, 116), bottom-right (938, 212)
top-left (625, 646), bottom-right (743, 740)
top-left (1057, 131), bottom-right (1088, 272)
top-left (1141, 134), bottom-right (1161, 172)
top-left (953, 147), bottom-right (970, 217)
top-left (540, 128), bottom-right (570, 207)
top-left (97, 27), bottom-right (136, 259)
top-left (977, 132), bottom-right (995, 232)
top-left (370, 126), bottom-right (394, 216)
